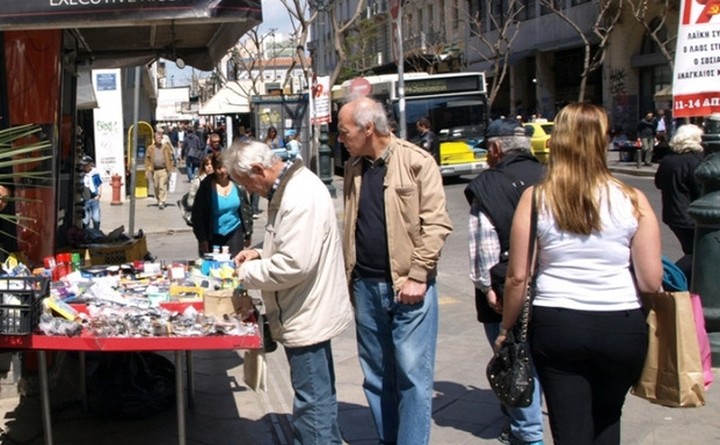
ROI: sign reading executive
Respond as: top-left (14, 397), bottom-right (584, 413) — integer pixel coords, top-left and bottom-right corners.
top-left (672, 0), bottom-right (720, 118)
top-left (0, 0), bottom-right (261, 26)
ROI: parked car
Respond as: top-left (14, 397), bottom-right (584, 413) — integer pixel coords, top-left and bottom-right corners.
top-left (523, 120), bottom-right (554, 163)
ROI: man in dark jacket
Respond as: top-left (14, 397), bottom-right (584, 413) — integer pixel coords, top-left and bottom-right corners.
top-left (182, 128), bottom-right (204, 182)
top-left (416, 117), bottom-right (440, 164)
top-left (464, 118), bottom-right (545, 445)
top-left (637, 112), bottom-right (656, 166)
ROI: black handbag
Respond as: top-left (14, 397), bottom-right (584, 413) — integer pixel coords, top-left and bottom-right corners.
top-left (486, 327), bottom-right (534, 407)
top-left (486, 190), bottom-right (538, 408)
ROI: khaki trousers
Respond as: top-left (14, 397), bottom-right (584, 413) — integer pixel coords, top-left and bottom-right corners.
top-left (152, 168), bottom-right (169, 205)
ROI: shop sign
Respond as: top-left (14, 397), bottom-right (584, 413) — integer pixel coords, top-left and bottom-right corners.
top-left (0, 0), bottom-right (261, 26)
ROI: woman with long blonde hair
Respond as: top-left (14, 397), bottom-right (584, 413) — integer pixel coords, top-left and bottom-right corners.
top-left (495, 103), bottom-right (663, 444)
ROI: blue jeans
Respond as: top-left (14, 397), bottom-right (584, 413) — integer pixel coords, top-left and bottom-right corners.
top-left (485, 322), bottom-right (544, 443)
top-left (185, 157), bottom-right (199, 182)
top-left (353, 278), bottom-right (438, 445)
top-left (284, 340), bottom-right (343, 445)
top-left (83, 198), bottom-right (101, 230)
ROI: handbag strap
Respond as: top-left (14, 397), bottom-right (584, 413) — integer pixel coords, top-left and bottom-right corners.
top-left (517, 188), bottom-right (539, 343)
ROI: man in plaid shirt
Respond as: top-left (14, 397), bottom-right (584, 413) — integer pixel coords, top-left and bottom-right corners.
top-left (465, 118), bottom-right (545, 445)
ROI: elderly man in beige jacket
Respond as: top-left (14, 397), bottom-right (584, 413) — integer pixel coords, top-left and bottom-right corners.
top-left (227, 140), bottom-right (352, 445)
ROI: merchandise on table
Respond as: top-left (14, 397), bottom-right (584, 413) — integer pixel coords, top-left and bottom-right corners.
top-left (1, 250), bottom-right (259, 340)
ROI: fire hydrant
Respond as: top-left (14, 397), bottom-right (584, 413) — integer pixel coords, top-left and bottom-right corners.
top-left (110, 173), bottom-right (123, 206)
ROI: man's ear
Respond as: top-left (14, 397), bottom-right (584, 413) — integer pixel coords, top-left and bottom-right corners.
top-left (488, 140), bottom-right (502, 158)
top-left (250, 164), bottom-right (264, 176)
top-left (364, 123), bottom-right (374, 137)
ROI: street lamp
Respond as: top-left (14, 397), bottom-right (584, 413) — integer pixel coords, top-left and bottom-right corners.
top-left (689, 113), bottom-right (720, 365)
top-left (308, 0), bottom-right (337, 197)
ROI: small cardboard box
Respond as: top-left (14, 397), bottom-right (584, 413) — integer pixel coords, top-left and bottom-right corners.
top-left (203, 289), bottom-right (241, 317)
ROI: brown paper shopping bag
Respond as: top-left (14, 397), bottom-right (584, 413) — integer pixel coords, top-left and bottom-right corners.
top-left (632, 291), bottom-right (706, 407)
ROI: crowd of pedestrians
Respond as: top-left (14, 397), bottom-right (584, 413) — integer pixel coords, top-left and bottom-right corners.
top-left (139, 99), bottom-right (706, 445)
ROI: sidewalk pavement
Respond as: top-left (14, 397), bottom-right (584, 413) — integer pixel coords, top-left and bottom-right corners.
top-left (1, 162), bottom-right (719, 445)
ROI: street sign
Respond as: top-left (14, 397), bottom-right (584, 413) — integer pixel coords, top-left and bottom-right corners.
top-left (389, 0), bottom-right (400, 20)
top-left (350, 77), bottom-right (372, 97)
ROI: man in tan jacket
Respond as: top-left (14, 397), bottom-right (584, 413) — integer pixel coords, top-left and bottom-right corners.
top-left (339, 97), bottom-right (453, 445)
top-left (145, 131), bottom-right (175, 209)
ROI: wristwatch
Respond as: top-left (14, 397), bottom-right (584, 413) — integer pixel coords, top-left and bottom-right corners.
top-left (499, 326), bottom-right (510, 337)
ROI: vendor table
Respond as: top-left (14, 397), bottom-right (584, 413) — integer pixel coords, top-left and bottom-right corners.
top-left (0, 302), bottom-right (263, 445)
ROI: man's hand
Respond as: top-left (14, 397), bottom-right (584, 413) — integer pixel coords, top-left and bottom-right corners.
top-left (234, 249), bottom-right (260, 267)
top-left (198, 241), bottom-right (210, 255)
top-left (493, 332), bottom-right (507, 353)
top-left (396, 278), bottom-right (427, 305)
top-left (486, 288), bottom-right (503, 314)
top-left (234, 292), bottom-right (255, 321)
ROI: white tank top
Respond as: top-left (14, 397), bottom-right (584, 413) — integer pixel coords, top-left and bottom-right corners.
top-left (533, 183), bottom-right (641, 311)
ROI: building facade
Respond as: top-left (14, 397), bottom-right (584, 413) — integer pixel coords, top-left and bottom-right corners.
top-left (309, 0), bottom-right (676, 133)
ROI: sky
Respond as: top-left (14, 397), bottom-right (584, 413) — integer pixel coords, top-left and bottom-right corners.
top-left (165, 0), bottom-right (294, 86)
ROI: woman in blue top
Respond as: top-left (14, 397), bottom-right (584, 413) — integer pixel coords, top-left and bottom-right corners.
top-left (191, 152), bottom-right (253, 257)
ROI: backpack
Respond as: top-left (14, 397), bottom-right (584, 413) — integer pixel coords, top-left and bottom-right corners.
top-left (177, 192), bottom-right (193, 226)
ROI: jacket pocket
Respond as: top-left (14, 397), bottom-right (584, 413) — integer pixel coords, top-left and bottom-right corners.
top-left (394, 186), bottom-right (420, 241)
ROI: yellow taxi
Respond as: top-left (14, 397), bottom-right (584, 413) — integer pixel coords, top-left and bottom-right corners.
top-left (523, 120), bottom-right (554, 163)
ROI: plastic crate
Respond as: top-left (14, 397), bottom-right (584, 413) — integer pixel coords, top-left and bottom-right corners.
top-left (0, 276), bottom-right (50, 335)
top-left (87, 235), bottom-right (148, 265)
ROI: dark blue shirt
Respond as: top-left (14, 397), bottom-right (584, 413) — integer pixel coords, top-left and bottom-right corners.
top-left (354, 157), bottom-right (390, 280)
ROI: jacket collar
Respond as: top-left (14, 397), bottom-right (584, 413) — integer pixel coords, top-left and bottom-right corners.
top-left (268, 159), bottom-right (304, 211)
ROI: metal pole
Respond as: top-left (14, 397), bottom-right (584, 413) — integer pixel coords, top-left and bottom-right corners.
top-left (272, 31), bottom-right (277, 81)
top-left (319, 124), bottom-right (336, 197)
top-left (38, 351), bottom-right (53, 445)
top-left (176, 350), bottom-right (186, 445)
top-left (129, 66), bottom-right (141, 236)
top-left (689, 113), bottom-right (720, 365)
top-left (396, 8), bottom-right (407, 140)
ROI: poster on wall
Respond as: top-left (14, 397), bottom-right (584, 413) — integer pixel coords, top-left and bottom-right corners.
top-left (672, 0), bottom-right (720, 118)
top-left (311, 76), bottom-right (331, 125)
top-left (93, 69), bottom-right (126, 202)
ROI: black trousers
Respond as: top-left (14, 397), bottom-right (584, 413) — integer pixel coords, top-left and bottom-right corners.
top-left (669, 225), bottom-right (695, 255)
top-left (530, 306), bottom-right (647, 445)
top-left (209, 228), bottom-right (246, 257)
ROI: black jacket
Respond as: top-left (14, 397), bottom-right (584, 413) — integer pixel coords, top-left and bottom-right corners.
top-left (191, 174), bottom-right (253, 245)
top-left (655, 152), bottom-right (703, 229)
top-left (419, 130), bottom-right (439, 163)
top-left (182, 132), bottom-right (204, 160)
top-left (465, 151), bottom-right (544, 252)
top-left (464, 151), bottom-right (544, 323)
top-left (637, 118), bottom-right (656, 139)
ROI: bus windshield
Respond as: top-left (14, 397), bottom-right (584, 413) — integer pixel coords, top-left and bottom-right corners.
top-left (399, 95), bottom-right (487, 143)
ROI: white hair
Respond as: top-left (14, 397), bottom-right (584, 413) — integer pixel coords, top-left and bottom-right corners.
top-left (224, 140), bottom-right (279, 179)
top-left (348, 97), bottom-right (391, 136)
top-left (670, 124), bottom-right (703, 154)
top-left (492, 135), bottom-right (532, 153)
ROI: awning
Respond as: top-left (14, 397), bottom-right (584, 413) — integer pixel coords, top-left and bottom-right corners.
top-left (654, 85), bottom-right (673, 101)
top-left (76, 67), bottom-right (98, 110)
top-left (199, 81), bottom-right (253, 115)
top-left (0, 1), bottom-right (262, 71)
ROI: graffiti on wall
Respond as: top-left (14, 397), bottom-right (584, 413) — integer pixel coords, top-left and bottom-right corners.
top-left (609, 69), bottom-right (636, 135)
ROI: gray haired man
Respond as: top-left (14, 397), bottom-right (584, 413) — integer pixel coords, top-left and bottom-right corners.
top-left (464, 118), bottom-right (546, 445)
